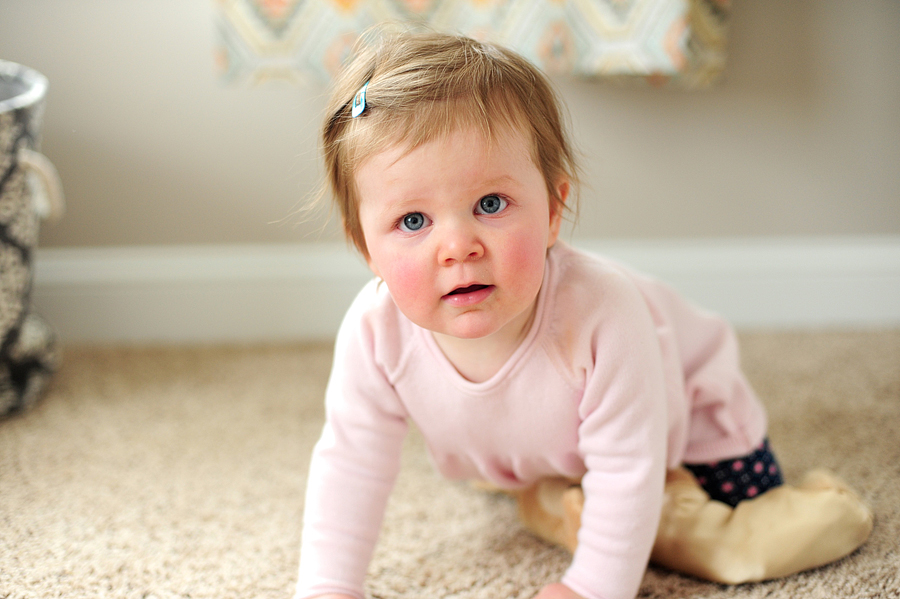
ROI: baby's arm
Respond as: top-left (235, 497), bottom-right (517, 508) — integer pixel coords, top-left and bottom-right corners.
top-left (297, 289), bottom-right (410, 599)
top-left (557, 275), bottom-right (670, 599)
top-left (534, 583), bottom-right (587, 599)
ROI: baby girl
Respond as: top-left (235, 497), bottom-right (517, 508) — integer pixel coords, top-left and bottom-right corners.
top-left (295, 31), bottom-right (872, 599)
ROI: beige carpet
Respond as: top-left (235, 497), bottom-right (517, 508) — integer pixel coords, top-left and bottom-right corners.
top-left (1, 331), bottom-right (898, 599)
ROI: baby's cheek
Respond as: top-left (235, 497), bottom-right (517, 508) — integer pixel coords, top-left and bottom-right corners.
top-left (381, 258), bottom-right (430, 314)
top-left (506, 232), bottom-right (549, 282)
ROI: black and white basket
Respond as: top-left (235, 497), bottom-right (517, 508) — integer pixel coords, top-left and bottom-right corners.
top-left (0, 60), bottom-right (65, 417)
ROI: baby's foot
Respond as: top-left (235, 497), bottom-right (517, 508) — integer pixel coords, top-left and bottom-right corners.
top-left (796, 469), bottom-right (874, 538)
top-left (799, 469), bottom-right (854, 493)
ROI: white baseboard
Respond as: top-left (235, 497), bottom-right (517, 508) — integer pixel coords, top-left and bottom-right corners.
top-left (32, 237), bottom-right (900, 344)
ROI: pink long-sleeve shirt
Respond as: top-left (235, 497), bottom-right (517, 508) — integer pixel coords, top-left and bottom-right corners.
top-left (296, 242), bottom-right (767, 599)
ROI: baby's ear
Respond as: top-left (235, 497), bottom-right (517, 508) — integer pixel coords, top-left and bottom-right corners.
top-left (554, 179), bottom-right (570, 214)
top-left (548, 179), bottom-right (570, 247)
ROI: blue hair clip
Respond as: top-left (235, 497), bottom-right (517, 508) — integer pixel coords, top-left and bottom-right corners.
top-left (351, 81), bottom-right (369, 118)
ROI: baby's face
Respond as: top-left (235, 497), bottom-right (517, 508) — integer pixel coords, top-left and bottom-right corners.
top-left (356, 125), bottom-right (567, 341)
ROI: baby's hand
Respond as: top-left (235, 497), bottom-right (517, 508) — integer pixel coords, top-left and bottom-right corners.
top-left (532, 582), bottom-right (586, 599)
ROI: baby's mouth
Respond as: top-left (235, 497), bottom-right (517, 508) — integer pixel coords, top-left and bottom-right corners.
top-left (442, 284), bottom-right (494, 306)
top-left (447, 284), bottom-right (489, 296)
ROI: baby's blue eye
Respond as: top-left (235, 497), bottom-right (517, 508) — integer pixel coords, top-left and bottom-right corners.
top-left (400, 212), bottom-right (428, 232)
top-left (477, 195), bottom-right (507, 215)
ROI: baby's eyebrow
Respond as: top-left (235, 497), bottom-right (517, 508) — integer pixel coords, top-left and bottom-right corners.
top-left (378, 197), bottom-right (424, 219)
top-left (481, 175), bottom-right (516, 188)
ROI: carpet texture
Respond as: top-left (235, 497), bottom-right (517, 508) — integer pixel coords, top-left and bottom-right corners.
top-left (1, 331), bottom-right (898, 599)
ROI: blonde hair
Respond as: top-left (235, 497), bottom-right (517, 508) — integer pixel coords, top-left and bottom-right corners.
top-left (321, 30), bottom-right (579, 258)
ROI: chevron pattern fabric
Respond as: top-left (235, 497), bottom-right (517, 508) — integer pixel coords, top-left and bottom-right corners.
top-left (213, 0), bottom-right (730, 87)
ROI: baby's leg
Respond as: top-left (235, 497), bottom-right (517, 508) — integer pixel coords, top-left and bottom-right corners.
top-left (653, 438), bottom-right (871, 582)
top-left (650, 466), bottom-right (873, 583)
top-left (683, 438), bottom-right (783, 507)
top-left (514, 453), bottom-right (873, 584)
top-left (515, 477), bottom-right (583, 554)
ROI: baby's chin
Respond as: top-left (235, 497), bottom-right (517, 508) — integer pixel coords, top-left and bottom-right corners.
top-left (428, 325), bottom-right (500, 342)
top-left (428, 317), bottom-right (526, 344)
top-left (428, 302), bottom-right (539, 343)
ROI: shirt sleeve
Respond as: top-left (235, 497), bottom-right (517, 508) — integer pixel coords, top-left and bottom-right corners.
top-left (560, 274), bottom-right (669, 599)
top-left (295, 287), bottom-right (409, 599)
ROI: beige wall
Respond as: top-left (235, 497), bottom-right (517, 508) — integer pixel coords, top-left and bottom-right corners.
top-left (2, 0), bottom-right (898, 249)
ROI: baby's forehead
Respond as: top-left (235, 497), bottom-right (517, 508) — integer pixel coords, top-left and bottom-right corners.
top-left (357, 120), bottom-right (537, 172)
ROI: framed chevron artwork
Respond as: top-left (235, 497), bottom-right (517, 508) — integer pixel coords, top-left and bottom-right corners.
top-left (213, 0), bottom-right (730, 87)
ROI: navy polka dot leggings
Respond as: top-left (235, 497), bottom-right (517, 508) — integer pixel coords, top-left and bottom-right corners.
top-left (684, 438), bottom-right (784, 507)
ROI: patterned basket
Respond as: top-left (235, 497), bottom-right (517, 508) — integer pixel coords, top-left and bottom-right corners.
top-left (0, 60), bottom-right (64, 418)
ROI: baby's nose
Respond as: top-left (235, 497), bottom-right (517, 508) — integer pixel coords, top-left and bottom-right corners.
top-left (438, 223), bottom-right (484, 264)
